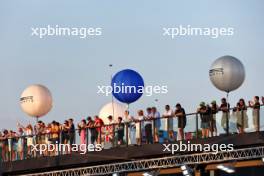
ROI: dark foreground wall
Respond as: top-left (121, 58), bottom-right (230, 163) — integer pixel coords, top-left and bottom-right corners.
top-left (3, 132), bottom-right (264, 175)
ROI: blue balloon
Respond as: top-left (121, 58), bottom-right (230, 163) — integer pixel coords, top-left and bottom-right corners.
top-left (111, 69), bottom-right (144, 104)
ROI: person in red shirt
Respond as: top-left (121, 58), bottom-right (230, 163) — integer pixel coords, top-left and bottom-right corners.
top-left (94, 115), bottom-right (104, 144)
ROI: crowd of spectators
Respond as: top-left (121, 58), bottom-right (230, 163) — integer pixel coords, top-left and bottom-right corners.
top-left (0, 96), bottom-right (263, 162)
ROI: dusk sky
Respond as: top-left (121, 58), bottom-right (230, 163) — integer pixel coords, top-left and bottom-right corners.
top-left (1, 0), bottom-right (264, 131)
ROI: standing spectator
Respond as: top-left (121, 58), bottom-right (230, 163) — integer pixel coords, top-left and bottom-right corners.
top-left (68, 118), bottom-right (75, 146)
top-left (7, 130), bottom-right (16, 161)
top-left (94, 116), bottom-right (104, 144)
top-left (45, 123), bottom-right (52, 156)
top-left (249, 96), bottom-right (261, 131)
top-left (210, 101), bottom-right (219, 136)
top-left (116, 117), bottom-right (124, 145)
top-left (162, 105), bottom-right (174, 140)
top-left (78, 119), bottom-right (87, 145)
top-left (0, 132), bottom-right (4, 161)
top-left (151, 107), bottom-right (161, 143)
top-left (17, 127), bottom-right (25, 160)
top-left (220, 98), bottom-right (230, 132)
top-left (105, 116), bottom-right (115, 145)
top-left (18, 124), bottom-right (33, 158)
top-left (2, 130), bottom-right (8, 161)
top-left (237, 98), bottom-right (248, 133)
top-left (135, 110), bottom-right (144, 145)
top-left (124, 110), bottom-right (136, 145)
top-left (61, 120), bottom-right (70, 145)
top-left (197, 102), bottom-right (210, 138)
top-left (144, 107), bottom-right (153, 144)
top-left (87, 117), bottom-right (97, 145)
top-left (175, 103), bottom-right (186, 140)
top-left (78, 119), bottom-right (87, 151)
top-left (230, 107), bottom-right (238, 134)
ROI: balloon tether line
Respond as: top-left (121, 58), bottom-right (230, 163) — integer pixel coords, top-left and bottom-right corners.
top-left (226, 91), bottom-right (230, 135)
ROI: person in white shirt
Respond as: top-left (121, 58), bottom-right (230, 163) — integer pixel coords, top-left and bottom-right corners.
top-left (144, 107), bottom-right (153, 144)
top-left (152, 107), bottom-right (161, 143)
top-left (162, 105), bottom-right (174, 140)
top-left (106, 115), bottom-right (116, 146)
top-left (124, 110), bottom-right (136, 145)
top-left (135, 110), bottom-right (144, 145)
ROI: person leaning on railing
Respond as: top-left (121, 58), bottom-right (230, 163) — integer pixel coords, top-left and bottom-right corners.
top-left (87, 117), bottom-right (97, 145)
top-left (151, 107), bottom-right (161, 143)
top-left (0, 130), bottom-right (8, 162)
top-left (135, 110), bottom-right (144, 146)
top-left (249, 96), bottom-right (261, 132)
top-left (219, 98), bottom-right (230, 133)
top-left (162, 105), bottom-right (174, 141)
top-left (210, 101), bottom-right (219, 137)
top-left (17, 123), bottom-right (33, 158)
top-left (175, 103), bottom-right (186, 141)
top-left (78, 119), bottom-right (87, 146)
top-left (116, 117), bottom-right (125, 146)
top-left (236, 98), bottom-right (248, 134)
top-left (144, 107), bottom-right (153, 144)
top-left (17, 127), bottom-right (25, 160)
top-left (197, 102), bottom-right (210, 138)
top-left (94, 116), bottom-right (104, 144)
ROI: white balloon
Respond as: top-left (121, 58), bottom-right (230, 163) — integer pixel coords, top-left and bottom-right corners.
top-left (99, 102), bottom-right (126, 124)
top-left (209, 55), bottom-right (245, 93)
top-left (20, 84), bottom-right (53, 118)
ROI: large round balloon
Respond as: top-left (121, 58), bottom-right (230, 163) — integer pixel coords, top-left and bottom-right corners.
top-left (99, 102), bottom-right (127, 124)
top-left (20, 84), bottom-right (53, 117)
top-left (111, 69), bottom-right (144, 104)
top-left (209, 55), bottom-right (245, 93)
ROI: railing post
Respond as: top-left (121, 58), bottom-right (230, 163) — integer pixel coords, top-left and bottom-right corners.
top-left (99, 126), bottom-right (102, 145)
top-left (0, 146), bottom-right (2, 175)
top-left (226, 111), bottom-right (229, 135)
top-left (196, 113), bottom-right (199, 139)
top-left (86, 128), bottom-right (89, 148)
top-left (112, 124), bottom-right (115, 148)
top-left (153, 118), bottom-right (155, 143)
top-left (241, 110), bottom-right (244, 133)
top-left (126, 123), bottom-right (129, 147)
top-left (257, 109), bottom-right (260, 132)
top-left (139, 120), bottom-right (142, 145)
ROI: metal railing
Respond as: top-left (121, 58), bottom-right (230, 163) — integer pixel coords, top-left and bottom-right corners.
top-left (0, 104), bottom-right (263, 162)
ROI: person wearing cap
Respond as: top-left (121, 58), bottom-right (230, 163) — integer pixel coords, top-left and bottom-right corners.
top-left (210, 100), bottom-right (219, 137)
top-left (175, 103), bottom-right (186, 140)
top-left (197, 102), bottom-right (210, 138)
